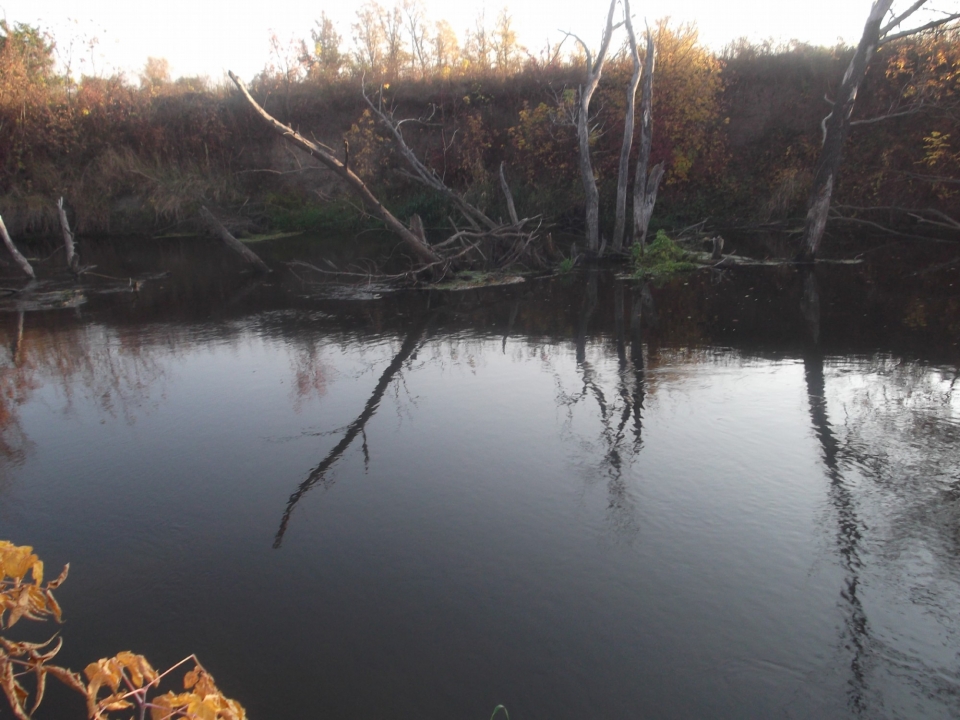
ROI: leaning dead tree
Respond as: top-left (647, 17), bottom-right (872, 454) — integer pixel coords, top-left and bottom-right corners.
top-left (797, 0), bottom-right (960, 262)
top-left (564, 0), bottom-right (619, 254)
top-left (229, 71), bottom-right (543, 279)
top-left (0, 214), bottom-right (35, 279)
top-left (57, 197), bottom-right (79, 274)
top-left (199, 206), bottom-right (271, 274)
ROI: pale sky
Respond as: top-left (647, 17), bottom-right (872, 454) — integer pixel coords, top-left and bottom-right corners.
top-left (0, 1), bottom-right (950, 82)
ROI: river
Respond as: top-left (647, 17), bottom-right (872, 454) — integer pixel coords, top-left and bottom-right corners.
top-left (1, 234), bottom-right (958, 719)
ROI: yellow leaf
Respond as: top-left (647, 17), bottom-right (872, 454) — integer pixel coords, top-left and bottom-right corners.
top-left (102, 699), bottom-right (134, 711)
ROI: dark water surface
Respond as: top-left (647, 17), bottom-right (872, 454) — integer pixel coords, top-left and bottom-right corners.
top-left (1, 236), bottom-right (959, 719)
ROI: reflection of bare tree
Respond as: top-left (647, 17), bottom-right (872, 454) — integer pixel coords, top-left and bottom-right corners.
top-left (805, 351), bottom-right (870, 713)
top-left (575, 270), bottom-right (599, 364)
top-left (290, 344), bottom-right (329, 413)
top-left (802, 270), bottom-right (870, 714)
top-left (0, 313), bottom-right (172, 470)
top-left (0, 313), bottom-right (37, 466)
top-left (557, 277), bottom-right (648, 532)
top-left (274, 320), bottom-right (428, 548)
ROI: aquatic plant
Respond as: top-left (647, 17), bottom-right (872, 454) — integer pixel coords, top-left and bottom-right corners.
top-left (0, 540), bottom-right (246, 720)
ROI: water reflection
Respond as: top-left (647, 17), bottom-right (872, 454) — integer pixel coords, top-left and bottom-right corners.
top-left (801, 271), bottom-right (870, 712)
top-left (0, 311), bottom-right (171, 471)
top-left (554, 274), bottom-right (649, 533)
top-left (801, 268), bottom-right (960, 716)
top-left (0, 237), bottom-right (959, 719)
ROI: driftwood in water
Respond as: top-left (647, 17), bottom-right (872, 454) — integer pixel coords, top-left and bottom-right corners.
top-left (57, 197), bottom-right (79, 274)
top-left (0, 214), bottom-right (35, 279)
top-left (199, 206), bottom-right (271, 274)
top-left (360, 88), bottom-right (544, 271)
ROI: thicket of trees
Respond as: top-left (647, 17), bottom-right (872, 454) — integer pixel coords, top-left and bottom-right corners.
top-left (0, 6), bottom-right (958, 250)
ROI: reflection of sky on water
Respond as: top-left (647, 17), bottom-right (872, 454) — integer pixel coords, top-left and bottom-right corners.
top-left (0, 291), bottom-right (957, 719)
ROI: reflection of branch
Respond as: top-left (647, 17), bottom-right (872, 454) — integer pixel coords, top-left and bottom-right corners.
top-left (274, 321), bottom-right (428, 548)
top-left (803, 338), bottom-right (870, 712)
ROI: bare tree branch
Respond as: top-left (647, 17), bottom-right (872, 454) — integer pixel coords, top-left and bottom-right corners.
top-left (880, 12), bottom-right (960, 44)
top-left (880, 0), bottom-right (929, 35)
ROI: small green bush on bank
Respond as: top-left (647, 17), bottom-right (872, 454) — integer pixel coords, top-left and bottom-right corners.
top-left (632, 230), bottom-right (699, 278)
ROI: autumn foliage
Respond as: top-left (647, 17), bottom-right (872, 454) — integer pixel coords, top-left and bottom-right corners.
top-left (0, 11), bottom-right (959, 239)
top-left (0, 541), bottom-right (246, 720)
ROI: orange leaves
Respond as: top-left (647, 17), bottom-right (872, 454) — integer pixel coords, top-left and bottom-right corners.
top-left (0, 540), bottom-right (68, 629)
top-left (84, 651), bottom-right (160, 716)
top-left (1, 540), bottom-right (246, 720)
top-left (0, 542), bottom-right (43, 586)
top-left (150, 664), bottom-right (247, 720)
top-left (85, 654), bottom-right (247, 720)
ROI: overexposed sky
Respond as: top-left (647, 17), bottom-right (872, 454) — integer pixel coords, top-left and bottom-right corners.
top-left (0, 1), bottom-right (945, 82)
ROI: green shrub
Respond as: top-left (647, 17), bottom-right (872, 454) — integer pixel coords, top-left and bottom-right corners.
top-left (632, 229), bottom-right (699, 278)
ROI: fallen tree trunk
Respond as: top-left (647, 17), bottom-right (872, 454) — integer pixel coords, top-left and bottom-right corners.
top-left (230, 70), bottom-right (545, 279)
top-left (228, 71), bottom-right (441, 266)
top-left (0, 215), bottom-right (35, 279)
top-left (199, 206), bottom-right (272, 274)
top-left (362, 89), bottom-right (500, 233)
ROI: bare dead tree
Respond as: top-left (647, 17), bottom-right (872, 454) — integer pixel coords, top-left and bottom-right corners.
top-left (612, 0), bottom-right (643, 253)
top-left (797, 0), bottom-right (960, 262)
top-left (632, 26), bottom-right (664, 252)
top-left (564, 0), bottom-right (619, 253)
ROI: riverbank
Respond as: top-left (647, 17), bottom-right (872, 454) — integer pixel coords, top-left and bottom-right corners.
top-left (2, 22), bottom-right (958, 249)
